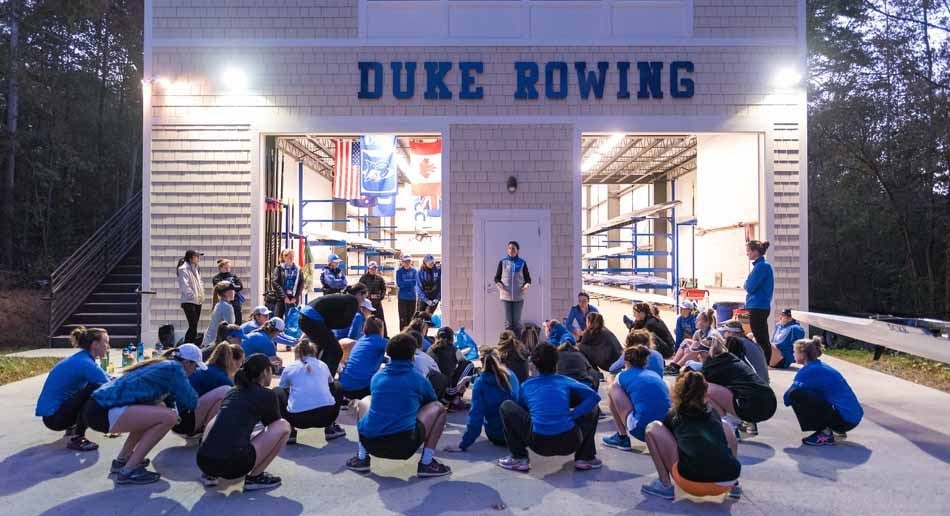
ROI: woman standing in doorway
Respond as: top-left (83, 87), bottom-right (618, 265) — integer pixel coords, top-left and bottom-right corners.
top-left (494, 241), bottom-right (532, 335)
top-left (177, 250), bottom-right (204, 344)
top-left (743, 240), bottom-right (775, 363)
top-left (271, 248), bottom-right (303, 318)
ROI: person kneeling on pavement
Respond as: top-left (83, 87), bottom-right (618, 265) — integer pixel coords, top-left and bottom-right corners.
top-left (496, 344), bottom-right (602, 473)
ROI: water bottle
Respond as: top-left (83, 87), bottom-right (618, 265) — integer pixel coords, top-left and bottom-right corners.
top-left (154, 341), bottom-right (164, 359)
top-left (136, 341), bottom-right (145, 362)
top-left (121, 344), bottom-right (134, 368)
top-left (99, 352), bottom-right (110, 372)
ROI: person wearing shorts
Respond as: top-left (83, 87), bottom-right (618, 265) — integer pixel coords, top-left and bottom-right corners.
top-left (338, 317), bottom-right (388, 401)
top-left (642, 370), bottom-right (742, 501)
top-left (197, 354), bottom-right (291, 490)
top-left (345, 333), bottom-right (451, 478)
top-left (84, 344), bottom-right (203, 485)
top-left (174, 343), bottom-right (243, 439)
top-left (273, 339), bottom-right (346, 444)
top-left (602, 345), bottom-right (671, 452)
top-left (702, 335), bottom-right (777, 438)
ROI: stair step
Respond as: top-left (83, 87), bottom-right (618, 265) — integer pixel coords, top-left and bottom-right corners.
top-left (112, 265), bottom-right (142, 275)
top-left (94, 282), bottom-right (141, 294)
top-left (79, 302), bottom-right (138, 312)
top-left (105, 273), bottom-right (141, 282)
top-left (87, 292), bottom-right (137, 303)
top-left (50, 334), bottom-right (139, 348)
top-left (59, 323), bottom-right (138, 335)
top-left (67, 313), bottom-right (138, 325)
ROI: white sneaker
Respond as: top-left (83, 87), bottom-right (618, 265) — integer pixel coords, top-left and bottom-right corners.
top-left (200, 474), bottom-right (218, 487)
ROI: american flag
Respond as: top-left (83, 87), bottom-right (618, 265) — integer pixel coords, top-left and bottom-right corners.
top-left (333, 139), bottom-right (361, 200)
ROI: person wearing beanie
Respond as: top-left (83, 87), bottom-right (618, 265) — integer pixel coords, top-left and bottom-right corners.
top-left (358, 261), bottom-right (389, 337)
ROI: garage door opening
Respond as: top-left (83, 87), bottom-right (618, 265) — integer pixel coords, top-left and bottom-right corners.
top-left (580, 132), bottom-right (761, 331)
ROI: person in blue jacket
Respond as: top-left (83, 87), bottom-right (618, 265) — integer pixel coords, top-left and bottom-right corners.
top-left (174, 342), bottom-right (244, 439)
top-left (609, 329), bottom-right (664, 378)
top-left (784, 336), bottom-right (863, 446)
top-left (396, 255), bottom-right (419, 330)
top-left (338, 317), bottom-right (389, 401)
top-left (83, 344), bottom-right (204, 485)
top-left (346, 333), bottom-right (452, 478)
top-left (674, 300), bottom-right (698, 351)
top-left (744, 240), bottom-right (775, 362)
top-left (241, 305), bottom-right (272, 335)
top-left (496, 344), bottom-right (602, 472)
top-left (320, 253), bottom-right (348, 295)
top-left (565, 291), bottom-right (598, 338)
top-left (416, 255), bottom-right (442, 314)
top-left (771, 309), bottom-right (805, 368)
top-left (241, 318), bottom-right (284, 372)
top-left (444, 347), bottom-right (520, 452)
top-left (35, 327), bottom-right (111, 451)
top-left (603, 345), bottom-right (672, 451)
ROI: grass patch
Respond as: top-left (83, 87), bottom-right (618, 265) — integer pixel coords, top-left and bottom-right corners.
top-left (825, 348), bottom-right (950, 394)
top-left (0, 356), bottom-right (61, 386)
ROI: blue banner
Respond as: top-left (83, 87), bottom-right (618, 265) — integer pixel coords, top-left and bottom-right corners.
top-left (360, 135), bottom-right (398, 197)
top-left (372, 195), bottom-right (397, 217)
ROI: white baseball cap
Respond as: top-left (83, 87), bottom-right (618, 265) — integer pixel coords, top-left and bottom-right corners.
top-left (679, 300), bottom-right (697, 310)
top-left (368, 261), bottom-right (379, 269)
top-left (401, 255), bottom-right (413, 262)
top-left (176, 343), bottom-right (208, 370)
top-left (360, 298), bottom-right (376, 312)
top-left (267, 317), bottom-right (285, 331)
top-left (251, 305), bottom-right (272, 317)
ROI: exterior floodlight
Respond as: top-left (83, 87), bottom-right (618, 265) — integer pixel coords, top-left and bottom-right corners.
top-left (222, 66), bottom-right (249, 92)
top-left (507, 176), bottom-right (518, 193)
top-left (773, 67), bottom-right (802, 88)
top-left (156, 77), bottom-right (172, 89)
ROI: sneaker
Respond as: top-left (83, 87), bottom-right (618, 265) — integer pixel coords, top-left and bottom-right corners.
top-left (574, 458), bottom-right (603, 470)
top-left (833, 431), bottom-right (848, 440)
top-left (287, 429), bottom-right (298, 445)
top-left (243, 472), bottom-right (281, 491)
top-left (200, 473), bottom-right (219, 487)
top-left (729, 481), bottom-right (742, 499)
top-left (664, 363), bottom-right (681, 376)
top-left (417, 458), bottom-right (452, 478)
top-left (740, 422), bottom-right (759, 436)
top-left (803, 430), bottom-right (835, 446)
top-left (602, 432), bottom-right (633, 451)
top-left (66, 435), bottom-right (99, 452)
top-left (641, 479), bottom-right (675, 500)
top-left (110, 458), bottom-right (151, 474)
top-left (115, 466), bottom-right (161, 485)
top-left (496, 455), bottom-right (530, 472)
top-left (346, 455), bottom-right (371, 473)
top-left (324, 423), bottom-right (346, 441)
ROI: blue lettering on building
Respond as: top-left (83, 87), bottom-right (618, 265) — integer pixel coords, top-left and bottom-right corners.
top-left (357, 60), bottom-right (695, 100)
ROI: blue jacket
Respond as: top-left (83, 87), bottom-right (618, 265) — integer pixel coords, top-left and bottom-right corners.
top-left (92, 360), bottom-right (198, 412)
top-left (339, 334), bottom-right (389, 392)
top-left (675, 313), bottom-right (698, 349)
top-left (547, 321), bottom-right (574, 346)
top-left (357, 360), bottom-right (437, 438)
top-left (240, 320), bottom-right (261, 335)
top-left (617, 367), bottom-right (671, 440)
top-left (396, 267), bottom-right (418, 301)
top-left (609, 349), bottom-right (664, 378)
top-left (36, 350), bottom-right (110, 417)
top-left (519, 373), bottom-right (600, 435)
top-left (188, 364), bottom-right (233, 397)
top-left (744, 257), bottom-right (774, 310)
top-left (416, 265), bottom-right (442, 304)
top-left (565, 304), bottom-right (598, 333)
top-left (242, 332), bottom-right (277, 358)
top-left (320, 266), bottom-right (347, 294)
top-left (772, 320), bottom-right (805, 365)
top-left (334, 311), bottom-right (365, 340)
top-left (784, 360), bottom-right (863, 425)
top-left (460, 370), bottom-right (520, 450)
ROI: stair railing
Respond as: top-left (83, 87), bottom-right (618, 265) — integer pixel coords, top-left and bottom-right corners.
top-left (48, 191), bottom-right (143, 343)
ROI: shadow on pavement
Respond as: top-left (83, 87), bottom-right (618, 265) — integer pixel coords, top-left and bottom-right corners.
top-left (38, 481), bottom-right (182, 515)
top-left (191, 489), bottom-right (304, 515)
top-left (382, 479), bottom-right (510, 515)
top-left (863, 405), bottom-right (950, 464)
top-left (278, 439), bottom-right (354, 474)
top-left (633, 495), bottom-right (736, 515)
top-left (783, 441), bottom-right (872, 480)
top-left (736, 440), bottom-right (776, 466)
top-left (0, 442), bottom-right (99, 496)
top-left (152, 443), bottom-right (201, 482)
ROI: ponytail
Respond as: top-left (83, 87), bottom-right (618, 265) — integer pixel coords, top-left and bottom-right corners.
top-left (747, 240), bottom-right (770, 256)
top-left (345, 283), bottom-right (367, 297)
top-left (794, 336), bottom-right (823, 362)
top-left (70, 326), bottom-right (108, 351)
top-left (235, 354), bottom-right (271, 389)
top-left (296, 339), bottom-right (317, 374)
top-left (480, 346), bottom-right (513, 393)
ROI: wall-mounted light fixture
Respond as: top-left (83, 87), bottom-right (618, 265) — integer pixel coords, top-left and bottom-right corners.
top-left (772, 66), bottom-right (803, 88)
top-left (507, 176), bottom-right (518, 193)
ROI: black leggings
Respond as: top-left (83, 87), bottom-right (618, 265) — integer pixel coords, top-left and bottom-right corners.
top-left (499, 399), bottom-right (597, 461)
top-left (182, 303), bottom-right (202, 344)
top-left (398, 299), bottom-right (416, 331)
top-left (274, 384), bottom-right (343, 430)
top-left (788, 389), bottom-right (858, 433)
top-left (299, 315), bottom-right (343, 377)
top-left (748, 308), bottom-right (772, 363)
top-left (42, 383), bottom-right (100, 437)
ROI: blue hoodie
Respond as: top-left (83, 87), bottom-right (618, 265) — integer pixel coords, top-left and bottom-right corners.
top-left (565, 304), bottom-right (599, 333)
top-left (772, 319), bottom-right (805, 365)
top-left (609, 349), bottom-right (664, 378)
top-left (188, 364), bottom-right (233, 397)
top-left (36, 350), bottom-right (110, 417)
top-left (242, 332), bottom-right (277, 358)
top-left (334, 311), bottom-right (365, 340)
top-left (547, 321), bottom-right (573, 346)
top-left (396, 266), bottom-right (418, 301)
top-left (339, 333), bottom-right (389, 392)
top-left (460, 370), bottom-right (520, 450)
top-left (92, 360), bottom-right (198, 412)
top-left (744, 256), bottom-right (774, 310)
top-left (357, 360), bottom-right (437, 438)
top-left (784, 360), bottom-right (863, 425)
top-left (416, 265), bottom-right (442, 304)
top-left (519, 373), bottom-right (601, 435)
top-left (617, 367), bottom-right (671, 440)
top-left (675, 313), bottom-right (698, 349)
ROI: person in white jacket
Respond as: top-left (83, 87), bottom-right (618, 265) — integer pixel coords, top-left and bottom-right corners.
top-left (202, 282), bottom-right (237, 347)
top-left (177, 250), bottom-right (204, 343)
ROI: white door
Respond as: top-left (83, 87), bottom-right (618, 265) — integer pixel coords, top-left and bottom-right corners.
top-left (473, 210), bottom-right (551, 347)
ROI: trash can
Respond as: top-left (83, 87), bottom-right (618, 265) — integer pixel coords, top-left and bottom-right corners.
top-left (713, 302), bottom-right (745, 325)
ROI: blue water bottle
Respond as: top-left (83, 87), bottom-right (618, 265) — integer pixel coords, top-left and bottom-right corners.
top-left (136, 341), bottom-right (145, 362)
top-left (154, 341), bottom-right (164, 359)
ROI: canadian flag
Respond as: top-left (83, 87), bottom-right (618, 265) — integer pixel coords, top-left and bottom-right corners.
top-left (408, 140), bottom-right (442, 201)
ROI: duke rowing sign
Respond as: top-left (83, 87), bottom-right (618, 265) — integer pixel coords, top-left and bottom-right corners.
top-left (357, 61), bottom-right (695, 100)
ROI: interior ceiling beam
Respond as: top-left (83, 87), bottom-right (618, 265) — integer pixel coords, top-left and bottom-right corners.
top-left (596, 141), bottom-right (697, 185)
top-left (590, 138), bottom-right (646, 183)
top-left (633, 144), bottom-right (697, 184)
top-left (595, 138), bottom-right (665, 184)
